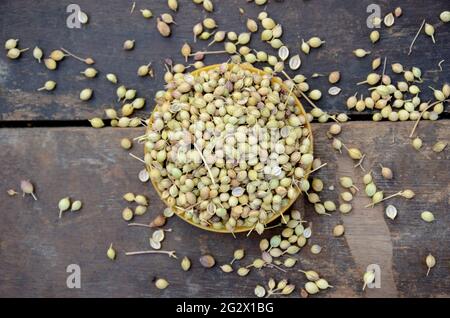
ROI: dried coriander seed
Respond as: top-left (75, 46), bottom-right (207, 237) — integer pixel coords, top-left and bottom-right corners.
top-left (89, 118), bottom-right (104, 128)
top-left (157, 18), bottom-right (171, 37)
top-left (5, 38), bottom-right (18, 50)
top-left (71, 200), bottom-right (82, 212)
top-left (220, 264), bottom-right (233, 273)
top-left (362, 270), bottom-right (375, 290)
top-left (20, 180), bottom-right (37, 200)
top-left (421, 211), bottom-right (435, 223)
top-left (310, 244), bottom-right (322, 254)
top-left (37, 80), bottom-right (56, 92)
top-left (33, 46), bottom-right (43, 63)
top-left (380, 164), bottom-right (393, 179)
top-left (107, 243), bottom-right (116, 260)
top-left (432, 141), bottom-right (447, 153)
top-left (199, 254), bottom-right (215, 268)
top-left (155, 278), bottom-right (169, 290)
top-left (333, 224), bottom-right (345, 237)
top-left (122, 207), bottom-right (134, 221)
top-left (385, 205), bottom-right (397, 220)
top-left (123, 39), bottom-right (135, 50)
top-left (80, 88), bottom-right (93, 101)
top-left (120, 138), bottom-right (132, 150)
top-left (425, 254), bottom-right (435, 276)
top-left (412, 137), bottom-right (422, 150)
top-left (81, 67), bottom-right (98, 78)
top-left (181, 256), bottom-right (191, 271)
top-left (140, 9), bottom-right (153, 18)
top-left (58, 197), bottom-right (71, 218)
top-left (353, 49), bottom-right (370, 58)
top-left (304, 282), bottom-right (319, 295)
top-left (106, 73), bottom-right (118, 84)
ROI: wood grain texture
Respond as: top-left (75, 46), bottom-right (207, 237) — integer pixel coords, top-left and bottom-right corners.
top-left (0, 121), bottom-right (448, 297)
top-left (0, 0), bottom-right (449, 120)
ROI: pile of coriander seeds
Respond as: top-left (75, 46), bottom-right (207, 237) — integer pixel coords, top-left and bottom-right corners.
top-left (145, 63), bottom-right (314, 233)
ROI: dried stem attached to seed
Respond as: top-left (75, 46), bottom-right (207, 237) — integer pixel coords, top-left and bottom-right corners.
top-left (365, 191), bottom-right (403, 208)
top-left (61, 47), bottom-right (94, 64)
top-left (408, 19), bottom-right (426, 56)
top-left (304, 163), bottom-right (328, 177)
top-left (354, 154), bottom-right (366, 171)
top-left (193, 143), bottom-right (217, 187)
top-left (281, 71), bottom-right (320, 110)
top-left (125, 250), bottom-right (177, 258)
top-left (437, 60), bottom-right (444, 72)
top-left (129, 153), bottom-right (146, 164)
top-left (409, 99), bottom-right (449, 137)
top-left (188, 50), bottom-right (227, 56)
top-left (382, 57), bottom-right (387, 77)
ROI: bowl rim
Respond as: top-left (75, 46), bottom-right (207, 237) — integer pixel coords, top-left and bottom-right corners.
top-left (146, 63), bottom-right (313, 234)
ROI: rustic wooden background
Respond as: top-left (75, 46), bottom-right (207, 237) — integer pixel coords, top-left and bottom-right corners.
top-left (0, 0), bottom-right (449, 298)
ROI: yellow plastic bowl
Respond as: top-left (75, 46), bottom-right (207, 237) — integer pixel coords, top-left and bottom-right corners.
top-left (146, 63), bottom-right (313, 233)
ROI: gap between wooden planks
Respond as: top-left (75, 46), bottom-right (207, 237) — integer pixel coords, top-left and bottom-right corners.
top-left (0, 120), bottom-right (448, 297)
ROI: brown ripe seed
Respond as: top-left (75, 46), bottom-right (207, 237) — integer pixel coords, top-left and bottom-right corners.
top-left (199, 254), bottom-right (216, 268)
top-left (157, 18), bottom-right (171, 37)
top-left (380, 164), bottom-right (393, 179)
top-left (328, 71), bottom-right (340, 84)
top-left (149, 214), bottom-right (166, 227)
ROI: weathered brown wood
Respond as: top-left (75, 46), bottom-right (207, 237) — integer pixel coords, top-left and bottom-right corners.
top-left (0, 0), bottom-right (449, 120)
top-left (0, 121), bottom-right (448, 297)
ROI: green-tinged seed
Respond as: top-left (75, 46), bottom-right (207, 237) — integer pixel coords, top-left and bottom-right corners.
top-left (421, 211), bottom-right (435, 223)
top-left (71, 200), bottom-right (82, 212)
top-left (58, 197), bottom-right (71, 218)
top-left (123, 192), bottom-right (135, 202)
top-left (412, 137), bottom-right (422, 150)
top-left (432, 141), bottom-right (447, 153)
top-left (141, 9), bottom-right (153, 18)
top-left (107, 244), bottom-right (116, 260)
top-left (339, 203), bottom-right (352, 214)
top-left (181, 256), bottom-right (191, 271)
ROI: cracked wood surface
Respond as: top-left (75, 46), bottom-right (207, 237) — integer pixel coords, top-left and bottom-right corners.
top-left (0, 0), bottom-right (449, 120)
top-left (0, 121), bottom-right (448, 297)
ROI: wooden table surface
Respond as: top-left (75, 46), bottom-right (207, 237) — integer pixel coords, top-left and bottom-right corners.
top-left (0, 0), bottom-right (449, 298)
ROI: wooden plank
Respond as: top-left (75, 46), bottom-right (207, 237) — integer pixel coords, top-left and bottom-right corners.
top-left (0, 0), bottom-right (449, 120)
top-left (0, 120), bottom-right (448, 297)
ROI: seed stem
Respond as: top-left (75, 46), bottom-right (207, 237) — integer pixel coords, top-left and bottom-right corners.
top-left (354, 154), bottom-right (366, 171)
top-left (129, 152), bottom-right (146, 164)
top-left (305, 162), bottom-right (328, 177)
top-left (409, 99), bottom-right (449, 137)
top-left (408, 19), bottom-right (426, 56)
top-left (188, 50), bottom-right (227, 56)
top-left (125, 250), bottom-right (177, 258)
top-left (128, 223), bottom-right (152, 228)
top-left (382, 57), bottom-right (387, 77)
top-left (266, 263), bottom-right (287, 273)
top-left (193, 143), bottom-right (217, 187)
top-left (437, 60), bottom-right (444, 71)
top-left (364, 191), bottom-right (402, 208)
top-left (60, 47), bottom-right (92, 64)
top-left (281, 71), bottom-right (320, 110)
